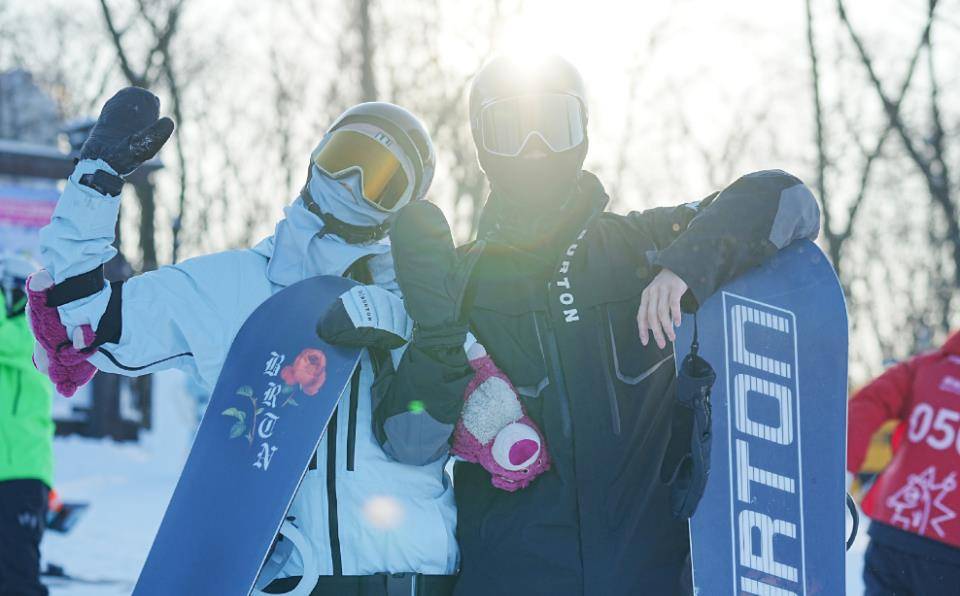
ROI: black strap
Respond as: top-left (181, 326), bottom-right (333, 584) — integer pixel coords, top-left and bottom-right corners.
top-left (264, 573), bottom-right (457, 595)
top-left (87, 280), bottom-right (124, 350)
top-left (46, 266), bottom-right (105, 307)
top-left (78, 169), bottom-right (124, 197)
top-left (690, 312), bottom-right (699, 356)
top-left (384, 572), bottom-right (418, 596)
top-left (300, 188), bottom-right (390, 245)
top-left (325, 410), bottom-right (342, 575)
top-left (346, 365), bottom-right (361, 472)
top-left (345, 255), bottom-right (375, 284)
top-left (846, 493), bottom-right (860, 551)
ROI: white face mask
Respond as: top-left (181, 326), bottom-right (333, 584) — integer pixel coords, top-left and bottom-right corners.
top-left (306, 167), bottom-right (392, 228)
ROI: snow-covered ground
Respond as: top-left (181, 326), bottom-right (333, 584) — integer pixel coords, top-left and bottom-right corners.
top-left (42, 370), bottom-right (197, 595)
top-left (41, 370), bottom-right (870, 594)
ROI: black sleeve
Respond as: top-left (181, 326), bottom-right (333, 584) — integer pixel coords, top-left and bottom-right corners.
top-left (369, 343), bottom-right (474, 465)
top-left (630, 169), bottom-right (820, 308)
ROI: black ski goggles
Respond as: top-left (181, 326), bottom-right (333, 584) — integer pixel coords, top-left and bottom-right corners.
top-left (477, 93), bottom-right (585, 157)
top-left (311, 125), bottom-right (415, 211)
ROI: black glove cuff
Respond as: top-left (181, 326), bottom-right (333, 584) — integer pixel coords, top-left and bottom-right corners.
top-left (79, 170), bottom-right (124, 197)
top-left (411, 324), bottom-right (468, 350)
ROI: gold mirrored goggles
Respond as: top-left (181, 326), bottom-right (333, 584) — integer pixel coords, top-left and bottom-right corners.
top-left (312, 130), bottom-right (411, 210)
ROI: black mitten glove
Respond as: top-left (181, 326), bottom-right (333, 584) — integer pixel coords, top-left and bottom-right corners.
top-left (79, 87), bottom-right (175, 195)
top-left (390, 202), bottom-right (484, 350)
top-left (659, 326), bottom-right (716, 519)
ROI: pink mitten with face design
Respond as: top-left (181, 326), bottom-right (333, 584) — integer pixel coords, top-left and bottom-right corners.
top-left (26, 270), bottom-right (98, 397)
top-left (452, 344), bottom-right (551, 491)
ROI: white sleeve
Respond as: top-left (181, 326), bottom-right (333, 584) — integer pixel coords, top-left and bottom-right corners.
top-left (39, 159), bottom-right (120, 336)
top-left (37, 159), bottom-right (219, 381)
top-left (87, 264), bottom-right (224, 381)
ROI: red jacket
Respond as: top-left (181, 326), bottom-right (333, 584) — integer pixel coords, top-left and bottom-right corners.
top-left (848, 332), bottom-right (960, 549)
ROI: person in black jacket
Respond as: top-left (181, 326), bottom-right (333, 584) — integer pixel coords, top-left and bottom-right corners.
top-left (371, 55), bottom-right (821, 596)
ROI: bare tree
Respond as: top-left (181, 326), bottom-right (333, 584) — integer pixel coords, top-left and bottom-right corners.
top-left (357, 0), bottom-right (378, 102)
top-left (808, 0), bottom-right (934, 280)
top-left (837, 0), bottom-right (957, 288)
top-left (98, 0), bottom-right (188, 271)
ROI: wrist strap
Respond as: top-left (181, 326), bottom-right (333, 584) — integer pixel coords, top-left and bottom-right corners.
top-left (412, 324), bottom-right (468, 350)
top-left (79, 170), bottom-right (124, 197)
top-left (690, 312), bottom-right (699, 356)
top-left (45, 265), bottom-right (105, 307)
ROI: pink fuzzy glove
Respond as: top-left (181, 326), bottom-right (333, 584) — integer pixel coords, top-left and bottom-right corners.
top-left (26, 270), bottom-right (98, 397)
top-left (452, 344), bottom-right (551, 491)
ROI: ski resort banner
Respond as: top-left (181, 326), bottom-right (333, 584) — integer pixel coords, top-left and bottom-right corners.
top-left (0, 183), bottom-right (58, 259)
top-left (679, 240), bottom-right (848, 595)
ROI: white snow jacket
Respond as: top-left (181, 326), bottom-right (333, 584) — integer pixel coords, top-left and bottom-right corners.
top-left (38, 159), bottom-right (458, 582)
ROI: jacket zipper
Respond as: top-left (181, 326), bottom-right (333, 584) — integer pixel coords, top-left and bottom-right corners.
top-left (540, 210), bottom-right (602, 595)
top-left (534, 313), bottom-right (573, 438)
top-left (325, 407), bottom-right (342, 575)
top-left (346, 365), bottom-right (361, 472)
top-left (538, 291), bottom-right (586, 594)
top-left (537, 212), bottom-right (603, 439)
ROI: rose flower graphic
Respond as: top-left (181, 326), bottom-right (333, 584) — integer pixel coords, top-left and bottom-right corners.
top-left (280, 348), bottom-right (327, 396)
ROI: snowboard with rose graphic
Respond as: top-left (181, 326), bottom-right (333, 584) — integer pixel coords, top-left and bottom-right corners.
top-left (133, 276), bottom-right (361, 596)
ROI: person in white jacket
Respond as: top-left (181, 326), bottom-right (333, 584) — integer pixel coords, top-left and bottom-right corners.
top-left (30, 87), bottom-right (458, 596)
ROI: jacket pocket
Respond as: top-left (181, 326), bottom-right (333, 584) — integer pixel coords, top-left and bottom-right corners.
top-left (603, 303), bottom-right (674, 385)
top-left (600, 302), bottom-right (677, 442)
top-left (596, 319), bottom-right (622, 435)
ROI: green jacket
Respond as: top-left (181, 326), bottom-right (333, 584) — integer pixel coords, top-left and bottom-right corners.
top-left (0, 310), bottom-right (53, 487)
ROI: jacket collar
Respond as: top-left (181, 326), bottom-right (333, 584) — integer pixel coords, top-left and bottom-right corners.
top-left (477, 170), bottom-right (608, 257)
top-left (251, 197), bottom-right (397, 291)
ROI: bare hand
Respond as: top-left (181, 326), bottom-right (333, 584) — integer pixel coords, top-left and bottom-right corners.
top-left (637, 269), bottom-right (688, 349)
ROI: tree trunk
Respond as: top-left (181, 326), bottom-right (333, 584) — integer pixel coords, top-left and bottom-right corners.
top-left (358, 0), bottom-right (377, 102)
top-left (132, 180), bottom-right (158, 271)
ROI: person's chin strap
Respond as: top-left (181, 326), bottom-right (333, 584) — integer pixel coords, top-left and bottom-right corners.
top-left (299, 187), bottom-right (391, 245)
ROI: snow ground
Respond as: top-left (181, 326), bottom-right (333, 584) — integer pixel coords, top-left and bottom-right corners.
top-left (41, 369), bottom-right (870, 595)
top-left (42, 370), bottom-right (196, 595)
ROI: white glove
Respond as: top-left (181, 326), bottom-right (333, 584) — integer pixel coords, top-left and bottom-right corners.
top-left (316, 285), bottom-right (413, 349)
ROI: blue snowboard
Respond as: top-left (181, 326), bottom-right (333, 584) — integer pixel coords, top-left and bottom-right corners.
top-left (134, 276), bottom-right (360, 595)
top-left (677, 240), bottom-right (848, 595)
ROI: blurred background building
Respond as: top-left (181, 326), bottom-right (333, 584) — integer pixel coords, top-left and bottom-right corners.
top-left (0, 68), bottom-right (157, 441)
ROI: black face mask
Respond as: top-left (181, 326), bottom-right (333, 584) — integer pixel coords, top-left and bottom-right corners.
top-left (478, 140), bottom-right (587, 215)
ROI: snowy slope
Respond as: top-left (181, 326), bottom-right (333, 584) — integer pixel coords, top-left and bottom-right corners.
top-left (40, 369), bottom-right (870, 595)
top-left (42, 370), bottom-right (196, 595)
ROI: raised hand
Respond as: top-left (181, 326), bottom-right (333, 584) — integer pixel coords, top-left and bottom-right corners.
top-left (390, 202), bottom-right (483, 349)
top-left (81, 87), bottom-right (175, 176)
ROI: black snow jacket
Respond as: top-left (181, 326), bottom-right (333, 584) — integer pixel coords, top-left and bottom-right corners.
top-left (374, 170), bottom-right (821, 595)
